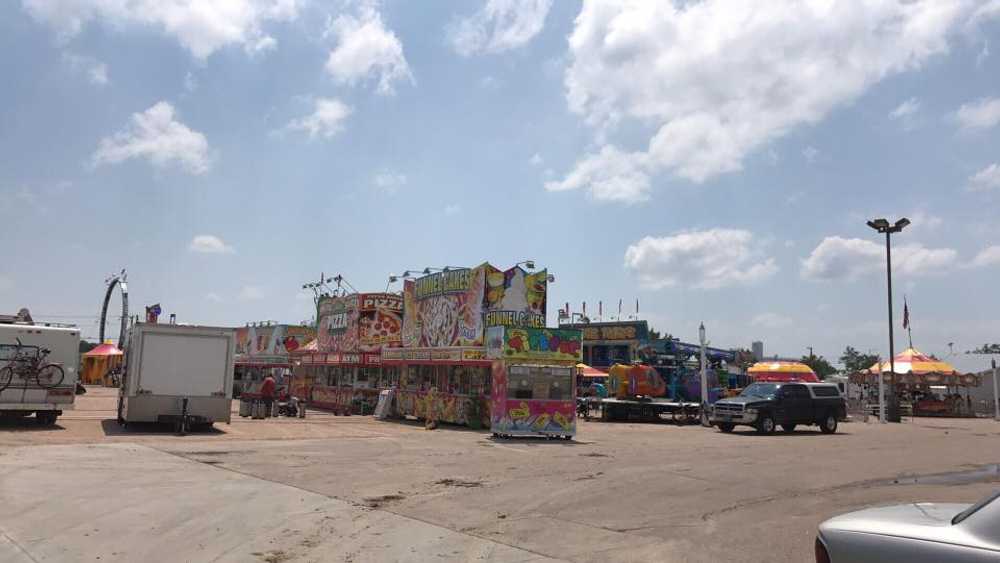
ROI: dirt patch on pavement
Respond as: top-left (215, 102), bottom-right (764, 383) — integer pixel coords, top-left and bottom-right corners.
top-left (363, 493), bottom-right (405, 508)
top-left (434, 478), bottom-right (484, 488)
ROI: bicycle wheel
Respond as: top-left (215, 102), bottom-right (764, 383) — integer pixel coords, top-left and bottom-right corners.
top-left (0, 366), bottom-right (13, 392)
top-left (35, 364), bottom-right (65, 389)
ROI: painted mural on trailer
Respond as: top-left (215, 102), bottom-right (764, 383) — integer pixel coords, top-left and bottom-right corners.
top-left (402, 266), bottom-right (487, 347)
top-left (236, 324), bottom-right (315, 356)
top-left (483, 266), bottom-right (548, 328)
top-left (490, 362), bottom-right (576, 435)
top-left (316, 294), bottom-right (360, 353)
top-left (486, 326), bottom-right (583, 362)
top-left (358, 292), bottom-right (403, 352)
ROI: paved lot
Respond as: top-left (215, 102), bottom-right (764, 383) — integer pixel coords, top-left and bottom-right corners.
top-left (2, 387), bottom-right (999, 562)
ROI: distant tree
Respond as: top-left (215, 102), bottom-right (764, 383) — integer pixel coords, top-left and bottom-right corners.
top-left (733, 348), bottom-right (756, 371)
top-left (801, 354), bottom-right (837, 380)
top-left (79, 340), bottom-right (98, 354)
top-left (646, 327), bottom-right (672, 341)
top-left (969, 344), bottom-right (1000, 354)
top-left (839, 346), bottom-right (880, 374)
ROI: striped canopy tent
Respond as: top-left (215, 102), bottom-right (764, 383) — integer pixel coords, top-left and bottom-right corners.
top-left (80, 342), bottom-right (123, 385)
top-left (748, 361), bottom-right (819, 383)
top-left (576, 363), bottom-right (608, 378)
top-left (853, 347), bottom-right (980, 387)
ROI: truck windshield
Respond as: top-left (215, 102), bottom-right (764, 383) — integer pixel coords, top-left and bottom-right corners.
top-left (740, 383), bottom-right (779, 399)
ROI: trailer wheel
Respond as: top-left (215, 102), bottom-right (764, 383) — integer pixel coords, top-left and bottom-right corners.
top-left (35, 411), bottom-right (58, 426)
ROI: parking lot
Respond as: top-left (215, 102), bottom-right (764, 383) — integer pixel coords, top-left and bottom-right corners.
top-left (2, 387), bottom-right (999, 562)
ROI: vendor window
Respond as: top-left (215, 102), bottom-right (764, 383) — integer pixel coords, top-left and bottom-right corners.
top-left (419, 364), bottom-right (434, 390)
top-left (508, 366), bottom-right (535, 399)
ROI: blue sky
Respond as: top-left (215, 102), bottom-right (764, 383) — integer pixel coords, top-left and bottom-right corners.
top-left (2, 1), bottom-right (999, 371)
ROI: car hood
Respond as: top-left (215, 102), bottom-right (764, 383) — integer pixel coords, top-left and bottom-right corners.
top-left (820, 503), bottom-right (999, 551)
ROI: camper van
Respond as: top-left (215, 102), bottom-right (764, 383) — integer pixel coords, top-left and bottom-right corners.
top-left (0, 323), bottom-right (80, 425)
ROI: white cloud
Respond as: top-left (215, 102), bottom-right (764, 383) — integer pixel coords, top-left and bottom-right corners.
top-left (969, 163), bottom-right (1000, 191)
top-left (62, 52), bottom-right (108, 85)
top-left (23, 0), bottom-right (299, 59)
top-left (544, 145), bottom-right (650, 203)
top-left (529, 153), bottom-right (543, 166)
top-left (624, 229), bottom-right (778, 290)
top-left (189, 235), bottom-right (234, 254)
top-left (444, 204), bottom-right (461, 216)
top-left (286, 98), bottom-right (352, 139)
top-left (907, 210), bottom-right (943, 231)
top-left (238, 285), bottom-right (265, 301)
top-left (93, 101), bottom-right (210, 174)
top-left (802, 146), bottom-right (820, 163)
top-left (801, 236), bottom-right (957, 281)
top-left (970, 246), bottom-right (1000, 268)
top-left (479, 75), bottom-right (500, 89)
top-left (889, 97), bottom-right (920, 120)
top-left (205, 292), bottom-right (224, 303)
top-left (184, 71), bottom-right (198, 93)
top-left (372, 170), bottom-right (406, 194)
top-left (976, 40), bottom-right (989, 67)
top-left (955, 97), bottom-right (1000, 130)
top-left (751, 312), bottom-right (793, 329)
top-left (324, 5), bottom-right (413, 95)
top-left (553, 1), bottom-right (972, 200)
top-left (448, 0), bottom-right (552, 56)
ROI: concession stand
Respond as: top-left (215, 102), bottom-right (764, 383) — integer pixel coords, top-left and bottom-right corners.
top-left (386, 263), bottom-right (551, 428)
top-left (234, 323), bottom-right (314, 398)
top-left (301, 292), bottom-right (403, 414)
top-left (486, 325), bottom-right (582, 439)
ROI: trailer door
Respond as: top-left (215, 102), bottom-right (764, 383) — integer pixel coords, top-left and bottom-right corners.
top-left (139, 332), bottom-right (229, 397)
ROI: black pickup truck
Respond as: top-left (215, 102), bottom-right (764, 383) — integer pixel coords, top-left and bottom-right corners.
top-left (710, 382), bottom-right (846, 434)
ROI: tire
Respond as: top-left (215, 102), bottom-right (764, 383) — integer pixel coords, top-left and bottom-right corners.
top-left (718, 423), bottom-right (735, 433)
top-left (819, 412), bottom-right (838, 434)
top-left (36, 411), bottom-right (58, 425)
top-left (34, 364), bottom-right (65, 389)
top-left (781, 424), bottom-right (797, 433)
top-left (0, 367), bottom-right (13, 392)
top-left (756, 413), bottom-right (776, 435)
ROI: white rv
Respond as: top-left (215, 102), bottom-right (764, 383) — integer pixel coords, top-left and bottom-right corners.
top-left (0, 323), bottom-right (80, 425)
top-left (119, 323), bottom-right (235, 433)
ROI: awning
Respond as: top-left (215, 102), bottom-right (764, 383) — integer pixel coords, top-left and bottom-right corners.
top-left (748, 361), bottom-right (819, 383)
top-left (576, 363), bottom-right (608, 378)
top-left (866, 347), bottom-right (959, 375)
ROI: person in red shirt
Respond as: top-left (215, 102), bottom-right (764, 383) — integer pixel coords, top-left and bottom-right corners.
top-left (260, 373), bottom-right (276, 417)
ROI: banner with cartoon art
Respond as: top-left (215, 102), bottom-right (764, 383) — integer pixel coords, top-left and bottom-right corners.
top-left (401, 266), bottom-right (487, 347)
top-left (236, 324), bottom-right (315, 357)
top-left (482, 266), bottom-right (548, 328)
top-left (317, 294), bottom-right (360, 353)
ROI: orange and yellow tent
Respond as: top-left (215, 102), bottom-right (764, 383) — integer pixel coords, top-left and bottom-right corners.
top-left (748, 361), bottom-right (819, 383)
top-left (80, 342), bottom-right (123, 385)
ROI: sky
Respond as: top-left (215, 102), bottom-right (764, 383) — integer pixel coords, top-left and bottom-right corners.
top-left (1, 0), bottom-right (1000, 372)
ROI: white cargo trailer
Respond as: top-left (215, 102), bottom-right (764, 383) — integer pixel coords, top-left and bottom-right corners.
top-left (0, 323), bottom-right (80, 425)
top-left (119, 323), bottom-right (235, 432)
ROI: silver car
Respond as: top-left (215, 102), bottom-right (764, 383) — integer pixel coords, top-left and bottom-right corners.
top-left (816, 490), bottom-right (1000, 562)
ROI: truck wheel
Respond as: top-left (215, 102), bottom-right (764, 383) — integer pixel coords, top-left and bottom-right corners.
top-left (36, 411), bottom-right (58, 426)
top-left (718, 423), bottom-right (735, 433)
top-left (781, 424), bottom-right (797, 433)
top-left (819, 412), bottom-right (838, 434)
top-left (756, 414), bottom-right (775, 435)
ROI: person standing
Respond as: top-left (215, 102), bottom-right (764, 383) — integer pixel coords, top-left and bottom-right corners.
top-left (260, 372), bottom-right (276, 418)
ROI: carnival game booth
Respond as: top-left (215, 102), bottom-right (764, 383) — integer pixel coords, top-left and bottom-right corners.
top-left (851, 347), bottom-right (980, 417)
top-left (748, 361), bottom-right (819, 383)
top-left (303, 292), bottom-right (404, 414)
top-left (486, 326), bottom-right (582, 439)
top-left (80, 342), bottom-right (123, 385)
top-left (382, 347), bottom-right (492, 427)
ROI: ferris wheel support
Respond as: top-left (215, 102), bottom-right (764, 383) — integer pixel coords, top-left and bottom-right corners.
top-left (99, 269), bottom-right (129, 349)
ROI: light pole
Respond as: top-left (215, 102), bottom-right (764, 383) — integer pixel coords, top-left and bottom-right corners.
top-left (699, 322), bottom-right (710, 426)
top-left (993, 359), bottom-right (999, 422)
top-left (866, 217), bottom-right (910, 423)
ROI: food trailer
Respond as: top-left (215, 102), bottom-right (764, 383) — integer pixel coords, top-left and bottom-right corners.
top-left (486, 326), bottom-right (582, 439)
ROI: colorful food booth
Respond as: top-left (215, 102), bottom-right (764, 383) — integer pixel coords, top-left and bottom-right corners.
top-left (299, 292), bottom-right (403, 414)
top-left (486, 326), bottom-right (582, 439)
top-left (387, 263), bottom-right (552, 428)
top-left (234, 323), bottom-right (314, 397)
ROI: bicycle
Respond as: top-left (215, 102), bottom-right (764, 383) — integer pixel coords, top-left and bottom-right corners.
top-left (0, 338), bottom-right (65, 392)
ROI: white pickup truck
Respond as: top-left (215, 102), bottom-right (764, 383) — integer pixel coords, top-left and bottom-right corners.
top-left (0, 323), bottom-right (80, 425)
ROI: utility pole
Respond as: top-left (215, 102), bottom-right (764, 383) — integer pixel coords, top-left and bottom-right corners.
top-left (993, 359), bottom-right (999, 422)
top-left (699, 323), bottom-right (709, 427)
